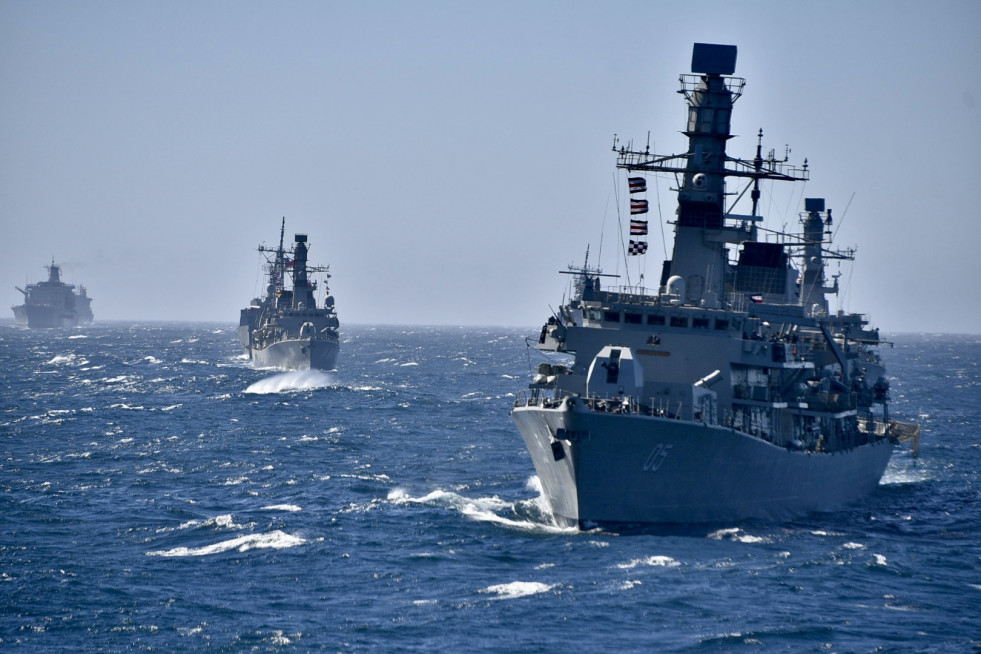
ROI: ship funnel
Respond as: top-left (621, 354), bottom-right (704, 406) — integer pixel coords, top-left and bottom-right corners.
top-left (292, 234), bottom-right (309, 298)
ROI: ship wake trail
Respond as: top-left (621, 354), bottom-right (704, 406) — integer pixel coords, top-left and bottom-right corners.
top-left (244, 370), bottom-right (334, 394)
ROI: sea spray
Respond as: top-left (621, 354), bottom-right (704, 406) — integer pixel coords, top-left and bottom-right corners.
top-left (244, 370), bottom-right (334, 394)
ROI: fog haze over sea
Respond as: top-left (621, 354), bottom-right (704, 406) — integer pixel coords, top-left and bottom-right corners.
top-left (2, 1), bottom-right (980, 333)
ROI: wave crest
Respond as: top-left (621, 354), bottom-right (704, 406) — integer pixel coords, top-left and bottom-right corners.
top-left (147, 530), bottom-right (305, 557)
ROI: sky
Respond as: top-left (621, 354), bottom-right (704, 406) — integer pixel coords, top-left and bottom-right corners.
top-left (1, 0), bottom-right (979, 333)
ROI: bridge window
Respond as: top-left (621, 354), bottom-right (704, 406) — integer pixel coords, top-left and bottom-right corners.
top-left (604, 310), bottom-right (621, 323)
top-left (670, 316), bottom-right (688, 328)
top-left (625, 312), bottom-right (642, 324)
top-left (647, 314), bottom-right (665, 326)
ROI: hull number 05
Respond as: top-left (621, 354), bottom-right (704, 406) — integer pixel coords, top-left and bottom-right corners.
top-left (642, 444), bottom-right (673, 472)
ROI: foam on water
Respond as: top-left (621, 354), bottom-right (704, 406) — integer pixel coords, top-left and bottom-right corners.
top-left (244, 370), bottom-right (334, 394)
top-left (881, 465), bottom-right (932, 485)
top-left (617, 555), bottom-right (681, 569)
top-left (707, 527), bottom-right (770, 544)
top-left (45, 353), bottom-right (77, 365)
top-left (478, 581), bottom-right (556, 600)
top-left (388, 487), bottom-right (577, 535)
top-left (161, 514), bottom-right (245, 533)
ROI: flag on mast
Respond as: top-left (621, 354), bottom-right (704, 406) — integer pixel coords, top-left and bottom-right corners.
top-left (630, 198), bottom-right (648, 214)
top-left (630, 219), bottom-right (648, 235)
top-left (628, 240), bottom-right (648, 255)
top-left (628, 177), bottom-right (647, 193)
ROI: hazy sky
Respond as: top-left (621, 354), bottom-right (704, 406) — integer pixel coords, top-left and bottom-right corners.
top-left (2, 1), bottom-right (979, 332)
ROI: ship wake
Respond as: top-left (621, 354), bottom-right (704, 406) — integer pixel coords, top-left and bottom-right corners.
top-left (388, 480), bottom-right (577, 535)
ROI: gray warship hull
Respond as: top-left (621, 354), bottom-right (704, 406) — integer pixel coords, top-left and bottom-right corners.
top-left (240, 221), bottom-right (340, 371)
top-left (23, 305), bottom-right (82, 329)
top-left (509, 43), bottom-right (919, 527)
top-left (513, 402), bottom-right (894, 526)
top-left (251, 336), bottom-right (339, 371)
top-left (13, 261), bottom-right (93, 328)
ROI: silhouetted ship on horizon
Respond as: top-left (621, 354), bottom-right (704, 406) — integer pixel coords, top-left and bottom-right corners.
top-left (13, 260), bottom-right (94, 328)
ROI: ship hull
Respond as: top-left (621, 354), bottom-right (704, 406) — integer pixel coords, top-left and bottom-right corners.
top-left (13, 262), bottom-right (94, 328)
top-left (237, 323), bottom-right (253, 352)
top-left (251, 337), bottom-right (339, 371)
top-left (21, 305), bottom-right (81, 329)
top-left (512, 403), bottom-right (894, 526)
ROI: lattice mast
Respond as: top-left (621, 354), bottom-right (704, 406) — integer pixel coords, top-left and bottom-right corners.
top-left (615, 43), bottom-right (809, 306)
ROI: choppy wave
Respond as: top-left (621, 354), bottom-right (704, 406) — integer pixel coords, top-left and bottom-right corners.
top-left (478, 581), bottom-right (556, 600)
top-left (261, 504), bottom-right (302, 512)
top-left (174, 514), bottom-right (244, 531)
top-left (707, 527), bottom-right (770, 544)
top-left (616, 555), bottom-right (681, 569)
top-left (46, 353), bottom-right (80, 365)
top-left (147, 530), bottom-right (306, 557)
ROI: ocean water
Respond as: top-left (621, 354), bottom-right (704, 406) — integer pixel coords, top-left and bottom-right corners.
top-left (1, 323), bottom-right (978, 652)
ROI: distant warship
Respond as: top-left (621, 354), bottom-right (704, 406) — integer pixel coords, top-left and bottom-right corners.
top-left (512, 43), bottom-right (919, 527)
top-left (13, 260), bottom-right (94, 328)
top-left (239, 219), bottom-right (339, 370)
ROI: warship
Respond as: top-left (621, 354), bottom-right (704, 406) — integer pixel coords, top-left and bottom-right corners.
top-left (239, 219), bottom-right (339, 370)
top-left (12, 260), bottom-right (94, 328)
top-left (512, 43), bottom-right (919, 527)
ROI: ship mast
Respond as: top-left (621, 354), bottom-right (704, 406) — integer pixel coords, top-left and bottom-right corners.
top-left (796, 198), bottom-right (855, 317)
top-left (257, 217), bottom-right (289, 296)
top-left (275, 217), bottom-right (286, 293)
top-left (615, 43), bottom-right (809, 307)
top-left (256, 217), bottom-right (331, 311)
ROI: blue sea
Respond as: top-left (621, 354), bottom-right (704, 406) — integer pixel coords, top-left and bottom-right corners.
top-left (1, 324), bottom-right (978, 652)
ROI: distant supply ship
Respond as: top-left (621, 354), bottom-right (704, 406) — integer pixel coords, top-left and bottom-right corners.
top-left (13, 260), bottom-right (94, 328)
top-left (511, 43), bottom-right (920, 527)
top-left (239, 219), bottom-right (339, 370)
